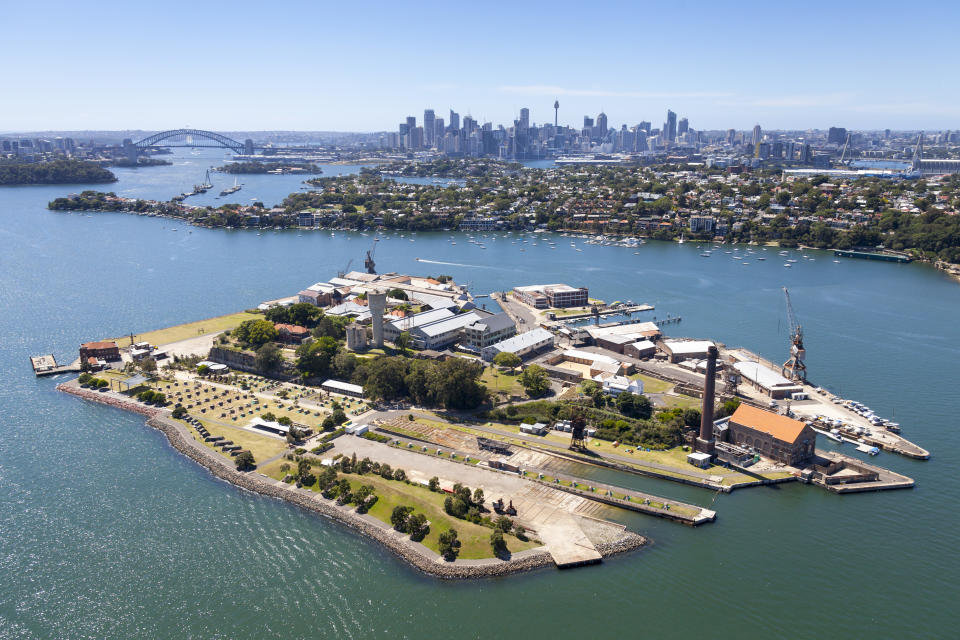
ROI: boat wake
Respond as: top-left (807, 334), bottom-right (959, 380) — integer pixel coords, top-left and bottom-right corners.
top-left (415, 258), bottom-right (493, 269)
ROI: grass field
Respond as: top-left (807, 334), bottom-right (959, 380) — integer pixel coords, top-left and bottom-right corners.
top-left (262, 462), bottom-right (539, 559)
top-left (629, 373), bottom-right (674, 394)
top-left (112, 310), bottom-right (262, 347)
top-left (195, 418), bottom-right (289, 461)
top-left (481, 367), bottom-right (524, 396)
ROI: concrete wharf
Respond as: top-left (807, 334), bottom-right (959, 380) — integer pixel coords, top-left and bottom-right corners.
top-left (811, 451), bottom-right (915, 493)
top-left (550, 304), bottom-right (654, 322)
top-left (30, 354), bottom-right (81, 376)
top-left (527, 473), bottom-right (716, 526)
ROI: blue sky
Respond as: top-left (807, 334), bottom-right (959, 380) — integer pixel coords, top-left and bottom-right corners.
top-left (4, 0), bottom-right (957, 132)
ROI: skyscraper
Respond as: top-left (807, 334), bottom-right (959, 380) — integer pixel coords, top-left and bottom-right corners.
top-left (424, 109), bottom-right (436, 147)
top-left (677, 117), bottom-right (689, 138)
top-left (449, 110), bottom-right (460, 133)
top-left (665, 110), bottom-right (677, 142)
top-left (596, 112), bottom-right (608, 139)
top-left (827, 127), bottom-right (847, 145)
top-left (519, 108), bottom-right (530, 130)
top-left (751, 124), bottom-right (762, 146)
top-left (406, 116), bottom-right (418, 149)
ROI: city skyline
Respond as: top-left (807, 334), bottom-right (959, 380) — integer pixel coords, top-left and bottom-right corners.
top-left (3, 0), bottom-right (958, 131)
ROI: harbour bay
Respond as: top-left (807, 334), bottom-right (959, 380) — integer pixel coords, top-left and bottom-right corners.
top-left (1, 150), bottom-right (957, 638)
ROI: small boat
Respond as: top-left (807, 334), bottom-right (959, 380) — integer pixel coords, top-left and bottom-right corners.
top-left (757, 257), bottom-right (766, 261)
top-left (700, 253), bottom-right (711, 257)
top-left (784, 263), bottom-right (792, 268)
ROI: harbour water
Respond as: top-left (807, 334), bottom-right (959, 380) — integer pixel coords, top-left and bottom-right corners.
top-left (1, 149), bottom-right (957, 638)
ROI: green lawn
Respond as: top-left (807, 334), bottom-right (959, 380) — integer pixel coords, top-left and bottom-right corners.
top-left (629, 373), bottom-right (674, 394)
top-left (264, 463), bottom-right (539, 559)
top-left (111, 310), bottom-right (262, 347)
top-left (194, 418), bottom-right (289, 461)
top-left (480, 367), bottom-right (524, 397)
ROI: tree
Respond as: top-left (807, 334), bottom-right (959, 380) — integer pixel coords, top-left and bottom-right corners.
top-left (407, 512), bottom-right (428, 541)
top-left (472, 488), bottom-right (485, 506)
top-left (393, 468), bottom-right (407, 482)
top-left (234, 319), bottom-right (278, 348)
top-left (234, 451), bottom-right (255, 470)
top-left (255, 342), bottom-right (283, 373)
top-left (683, 408), bottom-right (702, 428)
top-left (171, 405), bottom-right (187, 419)
top-left (379, 463), bottom-right (393, 479)
top-left (286, 302), bottom-right (322, 328)
top-left (444, 496), bottom-right (468, 518)
top-left (277, 415), bottom-right (292, 426)
top-left (295, 336), bottom-right (339, 378)
top-left (490, 529), bottom-right (507, 555)
top-left (386, 288), bottom-right (408, 300)
top-left (519, 364), bottom-right (550, 398)
top-left (359, 357), bottom-right (409, 401)
top-left (140, 357), bottom-right (157, 374)
top-left (394, 331), bottom-right (411, 355)
top-left (428, 476), bottom-right (440, 492)
top-left (431, 358), bottom-right (486, 409)
top-left (495, 515), bottom-right (514, 533)
top-left (391, 505), bottom-right (413, 531)
top-left (438, 528), bottom-right (460, 561)
top-left (493, 351), bottom-right (521, 372)
top-left (196, 364), bottom-right (209, 376)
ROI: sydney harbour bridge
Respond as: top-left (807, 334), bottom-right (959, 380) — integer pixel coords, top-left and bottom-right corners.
top-left (122, 129), bottom-right (322, 159)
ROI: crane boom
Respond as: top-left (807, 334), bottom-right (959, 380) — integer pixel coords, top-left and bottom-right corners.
top-left (782, 287), bottom-right (807, 382)
top-left (364, 237), bottom-right (378, 274)
top-left (783, 287), bottom-right (798, 338)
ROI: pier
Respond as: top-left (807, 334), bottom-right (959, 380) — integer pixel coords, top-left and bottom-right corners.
top-left (30, 354), bottom-right (80, 376)
top-left (548, 304), bottom-right (654, 322)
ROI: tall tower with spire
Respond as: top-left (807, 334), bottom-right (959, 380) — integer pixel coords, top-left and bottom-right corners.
top-left (554, 100), bottom-right (559, 127)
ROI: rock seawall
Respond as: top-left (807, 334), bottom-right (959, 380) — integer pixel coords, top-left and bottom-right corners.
top-left (57, 381), bottom-right (646, 579)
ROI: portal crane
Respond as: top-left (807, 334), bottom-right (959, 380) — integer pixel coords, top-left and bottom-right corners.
top-left (364, 237), bottom-right (378, 274)
top-left (337, 258), bottom-right (353, 278)
top-left (781, 287), bottom-right (807, 382)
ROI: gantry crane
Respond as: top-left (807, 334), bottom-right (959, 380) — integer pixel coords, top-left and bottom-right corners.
top-left (364, 237), bottom-right (378, 274)
top-left (781, 287), bottom-right (807, 382)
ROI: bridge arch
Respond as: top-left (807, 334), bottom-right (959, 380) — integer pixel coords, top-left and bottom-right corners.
top-left (133, 129), bottom-right (246, 154)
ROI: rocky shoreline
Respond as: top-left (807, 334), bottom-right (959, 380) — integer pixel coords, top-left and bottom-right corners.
top-left (57, 380), bottom-right (647, 580)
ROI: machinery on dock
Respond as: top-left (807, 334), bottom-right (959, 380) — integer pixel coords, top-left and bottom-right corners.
top-left (781, 287), bottom-right (807, 382)
top-left (569, 407), bottom-right (588, 451)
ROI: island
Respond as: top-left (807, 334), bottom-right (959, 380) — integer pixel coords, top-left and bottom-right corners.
top-left (108, 157), bottom-right (172, 168)
top-left (48, 267), bottom-right (921, 579)
top-left (216, 161), bottom-right (322, 175)
top-left (1, 159), bottom-right (117, 185)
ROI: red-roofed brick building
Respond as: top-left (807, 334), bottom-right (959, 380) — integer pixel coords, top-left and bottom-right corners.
top-left (274, 324), bottom-right (310, 344)
top-left (79, 341), bottom-right (120, 361)
top-left (727, 404), bottom-right (816, 465)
